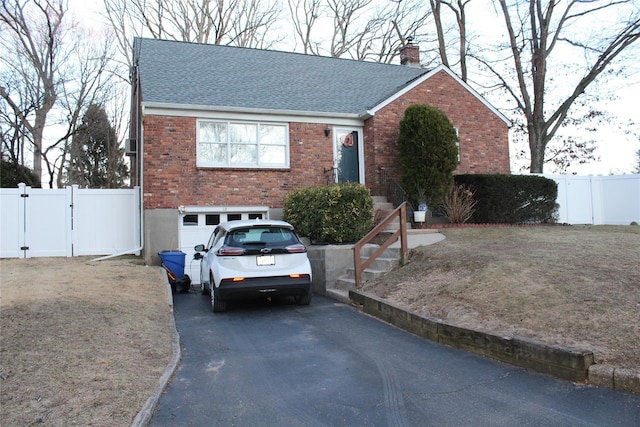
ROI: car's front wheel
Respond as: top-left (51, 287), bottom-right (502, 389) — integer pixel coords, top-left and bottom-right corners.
top-left (210, 274), bottom-right (227, 313)
top-left (200, 277), bottom-right (210, 296)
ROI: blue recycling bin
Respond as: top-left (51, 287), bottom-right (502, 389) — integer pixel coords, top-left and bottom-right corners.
top-left (158, 250), bottom-right (186, 278)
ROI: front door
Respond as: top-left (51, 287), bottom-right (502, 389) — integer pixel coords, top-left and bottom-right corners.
top-left (334, 128), bottom-right (362, 183)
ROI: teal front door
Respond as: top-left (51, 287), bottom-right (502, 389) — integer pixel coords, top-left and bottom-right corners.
top-left (334, 128), bottom-right (361, 183)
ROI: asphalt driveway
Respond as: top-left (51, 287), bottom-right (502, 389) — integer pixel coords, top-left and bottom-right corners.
top-left (149, 293), bottom-right (640, 426)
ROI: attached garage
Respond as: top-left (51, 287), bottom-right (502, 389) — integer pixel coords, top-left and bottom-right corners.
top-left (178, 206), bottom-right (269, 284)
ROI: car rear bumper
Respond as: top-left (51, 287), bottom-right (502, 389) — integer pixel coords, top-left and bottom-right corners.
top-left (217, 276), bottom-right (312, 301)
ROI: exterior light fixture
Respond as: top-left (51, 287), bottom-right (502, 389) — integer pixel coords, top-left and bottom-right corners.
top-left (325, 126), bottom-right (331, 137)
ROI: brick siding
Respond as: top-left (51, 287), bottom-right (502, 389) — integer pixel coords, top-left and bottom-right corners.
top-left (365, 69), bottom-right (510, 194)
top-left (142, 70), bottom-right (510, 209)
top-left (142, 119), bottom-right (334, 209)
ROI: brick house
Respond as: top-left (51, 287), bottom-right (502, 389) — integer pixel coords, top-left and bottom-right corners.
top-left (129, 38), bottom-right (510, 274)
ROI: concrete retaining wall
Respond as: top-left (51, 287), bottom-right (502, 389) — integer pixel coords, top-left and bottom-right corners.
top-left (307, 244), bottom-right (355, 295)
top-left (350, 290), bottom-right (595, 383)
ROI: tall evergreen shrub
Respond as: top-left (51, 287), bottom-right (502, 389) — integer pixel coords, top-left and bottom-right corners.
top-left (398, 104), bottom-right (458, 209)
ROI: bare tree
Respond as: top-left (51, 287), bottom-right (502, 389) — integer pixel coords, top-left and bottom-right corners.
top-left (368, 0), bottom-right (433, 64)
top-left (102, 0), bottom-right (283, 91)
top-left (229, 0), bottom-right (282, 49)
top-left (287, 0), bottom-right (325, 54)
top-left (327, 0), bottom-right (374, 57)
top-left (483, 0), bottom-right (640, 173)
top-left (103, 0), bottom-right (281, 51)
top-left (327, 0), bottom-right (436, 62)
top-left (49, 29), bottom-right (114, 188)
top-left (101, 0), bottom-right (137, 73)
top-left (430, 0), bottom-right (473, 81)
top-left (0, 0), bottom-right (67, 186)
top-left (286, 0), bottom-right (432, 63)
top-left (1, 1), bottom-right (120, 188)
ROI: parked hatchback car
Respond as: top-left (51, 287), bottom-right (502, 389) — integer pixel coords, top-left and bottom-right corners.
top-left (194, 219), bottom-right (313, 312)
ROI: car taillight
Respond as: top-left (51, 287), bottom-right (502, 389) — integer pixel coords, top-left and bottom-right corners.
top-left (285, 243), bottom-right (306, 253)
top-left (289, 274), bottom-right (310, 279)
top-left (218, 246), bottom-right (244, 256)
top-left (221, 277), bottom-right (245, 284)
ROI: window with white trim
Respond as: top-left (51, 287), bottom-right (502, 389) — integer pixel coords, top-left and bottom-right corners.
top-left (197, 120), bottom-right (289, 168)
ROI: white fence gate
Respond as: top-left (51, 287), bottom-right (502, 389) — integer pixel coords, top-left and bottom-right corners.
top-left (0, 184), bottom-right (141, 258)
top-left (544, 174), bottom-right (640, 225)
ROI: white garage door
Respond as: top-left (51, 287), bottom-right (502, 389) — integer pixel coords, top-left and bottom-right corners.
top-left (179, 206), bottom-right (269, 285)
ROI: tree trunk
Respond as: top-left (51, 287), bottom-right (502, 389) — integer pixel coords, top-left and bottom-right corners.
top-left (529, 131), bottom-right (546, 173)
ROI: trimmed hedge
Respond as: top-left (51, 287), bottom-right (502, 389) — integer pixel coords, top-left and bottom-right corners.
top-left (454, 174), bottom-right (558, 224)
top-left (283, 183), bottom-right (373, 244)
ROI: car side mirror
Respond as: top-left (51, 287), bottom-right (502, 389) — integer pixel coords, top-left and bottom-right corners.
top-left (194, 244), bottom-right (205, 252)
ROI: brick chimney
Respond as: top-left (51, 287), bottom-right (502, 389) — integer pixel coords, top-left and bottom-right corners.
top-left (400, 37), bottom-right (420, 67)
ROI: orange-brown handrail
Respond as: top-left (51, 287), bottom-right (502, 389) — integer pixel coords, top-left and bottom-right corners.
top-left (354, 202), bottom-right (408, 288)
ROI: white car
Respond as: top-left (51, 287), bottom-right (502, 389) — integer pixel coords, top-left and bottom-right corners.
top-left (194, 220), bottom-right (313, 312)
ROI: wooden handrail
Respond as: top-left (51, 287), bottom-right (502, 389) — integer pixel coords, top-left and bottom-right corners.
top-left (353, 202), bottom-right (408, 288)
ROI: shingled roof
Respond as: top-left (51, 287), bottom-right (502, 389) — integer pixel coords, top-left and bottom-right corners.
top-left (133, 38), bottom-right (430, 117)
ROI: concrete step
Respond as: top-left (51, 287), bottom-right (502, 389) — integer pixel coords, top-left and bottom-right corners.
top-left (384, 219), bottom-right (400, 232)
top-left (355, 256), bottom-right (398, 273)
top-left (341, 267), bottom-right (388, 282)
top-left (324, 196), bottom-right (407, 303)
top-left (325, 288), bottom-right (351, 304)
top-left (372, 195), bottom-right (389, 204)
top-left (360, 244), bottom-right (400, 259)
top-left (334, 276), bottom-right (356, 291)
top-left (372, 195), bottom-right (402, 232)
top-left (374, 201), bottom-right (394, 210)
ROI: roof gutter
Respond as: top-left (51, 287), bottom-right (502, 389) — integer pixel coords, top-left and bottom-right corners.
top-left (141, 102), bottom-right (363, 122)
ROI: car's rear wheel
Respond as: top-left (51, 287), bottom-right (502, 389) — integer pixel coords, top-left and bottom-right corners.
top-left (210, 274), bottom-right (227, 312)
top-left (295, 291), bottom-right (312, 306)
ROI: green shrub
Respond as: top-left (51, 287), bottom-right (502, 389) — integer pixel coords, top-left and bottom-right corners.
top-left (283, 183), bottom-right (373, 244)
top-left (1, 158), bottom-right (40, 188)
top-left (398, 104), bottom-right (458, 209)
top-left (454, 174), bottom-right (558, 224)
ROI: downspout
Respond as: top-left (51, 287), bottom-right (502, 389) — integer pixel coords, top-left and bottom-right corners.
top-left (94, 65), bottom-right (145, 261)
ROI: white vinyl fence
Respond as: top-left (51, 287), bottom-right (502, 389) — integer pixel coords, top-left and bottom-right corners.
top-left (0, 183), bottom-right (141, 258)
top-left (543, 174), bottom-right (640, 225)
top-left (1, 175), bottom-right (638, 259)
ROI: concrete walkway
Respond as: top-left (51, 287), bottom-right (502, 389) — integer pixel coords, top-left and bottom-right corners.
top-left (390, 228), bottom-right (446, 249)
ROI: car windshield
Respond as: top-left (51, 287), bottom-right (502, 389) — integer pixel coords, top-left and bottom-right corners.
top-left (226, 226), bottom-right (298, 248)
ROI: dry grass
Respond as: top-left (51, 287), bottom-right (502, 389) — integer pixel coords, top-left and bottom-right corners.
top-left (1, 226), bottom-right (638, 426)
top-left (0, 256), bottom-right (173, 427)
top-left (362, 225), bottom-right (640, 370)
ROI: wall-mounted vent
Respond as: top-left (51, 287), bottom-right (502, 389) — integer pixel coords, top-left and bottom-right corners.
top-left (125, 138), bottom-right (137, 155)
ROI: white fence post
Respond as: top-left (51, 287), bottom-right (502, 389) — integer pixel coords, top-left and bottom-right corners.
top-left (18, 183), bottom-right (27, 258)
top-left (71, 185), bottom-right (79, 256)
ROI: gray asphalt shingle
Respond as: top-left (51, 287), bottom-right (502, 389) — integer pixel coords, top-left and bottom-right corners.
top-left (134, 38), bottom-right (429, 115)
